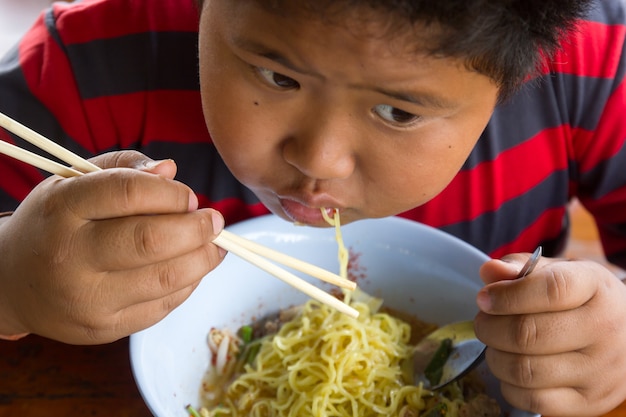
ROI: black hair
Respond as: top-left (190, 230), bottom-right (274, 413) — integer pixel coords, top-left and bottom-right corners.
top-left (197, 0), bottom-right (594, 100)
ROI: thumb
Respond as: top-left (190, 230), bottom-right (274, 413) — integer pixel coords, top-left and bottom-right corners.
top-left (88, 150), bottom-right (178, 179)
top-left (479, 254), bottom-right (529, 285)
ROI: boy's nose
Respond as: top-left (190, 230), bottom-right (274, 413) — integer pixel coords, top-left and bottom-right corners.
top-left (282, 113), bottom-right (356, 181)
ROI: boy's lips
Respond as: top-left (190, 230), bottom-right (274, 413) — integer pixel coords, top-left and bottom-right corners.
top-left (279, 198), bottom-right (340, 226)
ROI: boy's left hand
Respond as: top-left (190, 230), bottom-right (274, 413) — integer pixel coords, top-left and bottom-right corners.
top-left (475, 254), bottom-right (626, 417)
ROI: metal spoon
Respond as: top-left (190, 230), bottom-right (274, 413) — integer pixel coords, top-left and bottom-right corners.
top-left (412, 246), bottom-right (542, 390)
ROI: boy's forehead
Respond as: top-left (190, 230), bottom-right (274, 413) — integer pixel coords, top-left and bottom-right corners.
top-left (217, 0), bottom-right (441, 56)
top-left (206, 0), bottom-right (479, 96)
top-left (247, 0), bottom-right (419, 29)
top-left (204, 0), bottom-right (593, 101)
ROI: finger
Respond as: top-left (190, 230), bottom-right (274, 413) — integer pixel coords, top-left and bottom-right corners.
top-left (82, 209), bottom-right (222, 270)
top-left (56, 168), bottom-right (197, 219)
top-left (68, 281), bottom-right (202, 345)
top-left (484, 348), bottom-right (591, 389)
top-left (475, 308), bottom-right (595, 354)
top-left (142, 159), bottom-right (178, 178)
top-left (498, 383), bottom-right (585, 416)
top-left (480, 252), bottom-right (547, 285)
top-left (98, 224), bottom-right (224, 308)
top-left (116, 280), bottom-right (202, 336)
top-left (498, 381), bottom-right (623, 417)
top-left (88, 150), bottom-right (177, 178)
top-left (476, 259), bottom-right (601, 315)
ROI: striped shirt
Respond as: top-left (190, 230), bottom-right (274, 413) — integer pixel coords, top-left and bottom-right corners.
top-left (1, 0), bottom-right (625, 267)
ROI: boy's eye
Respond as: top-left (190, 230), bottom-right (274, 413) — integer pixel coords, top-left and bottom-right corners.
top-left (256, 67), bottom-right (300, 89)
top-left (373, 104), bottom-right (420, 126)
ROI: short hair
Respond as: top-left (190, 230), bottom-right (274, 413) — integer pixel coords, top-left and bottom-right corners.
top-left (196, 0), bottom-right (593, 100)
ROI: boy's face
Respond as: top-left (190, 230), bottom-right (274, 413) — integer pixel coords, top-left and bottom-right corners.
top-left (198, 0), bottom-right (498, 227)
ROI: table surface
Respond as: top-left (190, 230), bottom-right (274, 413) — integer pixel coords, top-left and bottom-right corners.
top-left (1, 203), bottom-right (626, 416)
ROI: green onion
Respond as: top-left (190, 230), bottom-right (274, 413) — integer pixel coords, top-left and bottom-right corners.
top-left (424, 338), bottom-right (453, 387)
top-left (245, 342), bottom-right (261, 364)
top-left (239, 325), bottom-right (253, 343)
top-left (185, 404), bottom-right (202, 417)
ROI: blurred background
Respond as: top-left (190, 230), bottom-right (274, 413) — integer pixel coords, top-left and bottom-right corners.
top-left (0, 0), bottom-right (55, 56)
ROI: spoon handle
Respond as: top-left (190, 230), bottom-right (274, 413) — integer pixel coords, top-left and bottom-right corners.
top-left (517, 246), bottom-right (542, 278)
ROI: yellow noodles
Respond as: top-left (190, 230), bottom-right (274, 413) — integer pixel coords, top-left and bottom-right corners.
top-left (320, 208), bottom-right (349, 280)
top-left (197, 297), bottom-right (497, 417)
top-left (201, 299), bottom-right (431, 416)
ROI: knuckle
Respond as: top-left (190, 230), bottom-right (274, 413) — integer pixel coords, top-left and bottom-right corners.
top-left (74, 312), bottom-right (110, 343)
top-left (544, 269), bottom-right (569, 307)
top-left (514, 315), bottom-right (538, 350)
top-left (161, 291), bottom-right (185, 315)
top-left (133, 221), bottom-right (165, 259)
top-left (195, 212), bottom-right (212, 240)
top-left (513, 355), bottom-right (535, 386)
top-left (119, 172), bottom-right (142, 210)
top-left (156, 262), bottom-right (178, 293)
top-left (504, 385), bottom-right (549, 415)
top-left (161, 295), bottom-right (177, 313)
top-left (526, 389), bottom-right (547, 414)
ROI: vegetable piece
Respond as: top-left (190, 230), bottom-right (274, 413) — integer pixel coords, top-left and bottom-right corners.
top-left (423, 338), bottom-right (453, 387)
top-left (239, 325), bottom-right (253, 344)
top-left (185, 404), bottom-right (202, 417)
top-left (245, 341), bottom-right (262, 364)
top-left (423, 402), bottom-right (448, 417)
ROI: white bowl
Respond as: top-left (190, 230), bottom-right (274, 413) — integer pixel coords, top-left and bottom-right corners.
top-left (130, 214), bottom-right (538, 417)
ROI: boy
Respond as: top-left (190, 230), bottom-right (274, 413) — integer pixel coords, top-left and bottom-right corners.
top-left (1, 0), bottom-right (626, 415)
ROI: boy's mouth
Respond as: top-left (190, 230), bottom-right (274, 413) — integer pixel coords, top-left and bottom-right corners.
top-left (279, 198), bottom-right (341, 227)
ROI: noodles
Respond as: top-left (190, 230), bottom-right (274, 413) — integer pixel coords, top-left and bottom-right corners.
top-left (320, 208), bottom-right (349, 280)
top-left (197, 296), bottom-right (501, 417)
top-left (202, 299), bottom-right (422, 416)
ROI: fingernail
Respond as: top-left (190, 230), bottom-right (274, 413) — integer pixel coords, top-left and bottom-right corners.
top-left (476, 289), bottom-right (492, 312)
top-left (211, 211), bottom-right (224, 235)
top-left (143, 159), bottom-right (169, 169)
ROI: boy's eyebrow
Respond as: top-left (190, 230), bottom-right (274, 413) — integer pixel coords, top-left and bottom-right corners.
top-left (232, 37), bottom-right (321, 78)
top-left (365, 86), bottom-right (457, 109)
top-left (233, 37), bottom-right (457, 109)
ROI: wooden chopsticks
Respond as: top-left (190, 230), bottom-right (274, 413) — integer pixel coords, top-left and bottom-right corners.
top-left (0, 112), bottom-right (102, 175)
top-left (0, 111), bottom-right (359, 318)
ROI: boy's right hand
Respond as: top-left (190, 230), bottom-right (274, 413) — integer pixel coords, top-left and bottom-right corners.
top-left (0, 150), bottom-right (226, 344)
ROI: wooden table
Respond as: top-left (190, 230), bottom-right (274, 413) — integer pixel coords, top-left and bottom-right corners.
top-left (1, 203), bottom-right (625, 417)
top-left (0, 336), bottom-right (150, 417)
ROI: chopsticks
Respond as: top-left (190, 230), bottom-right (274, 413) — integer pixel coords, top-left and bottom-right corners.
top-left (0, 112), bottom-right (102, 175)
top-left (0, 112), bottom-right (359, 318)
top-left (212, 232), bottom-right (357, 316)
top-left (214, 230), bottom-right (356, 290)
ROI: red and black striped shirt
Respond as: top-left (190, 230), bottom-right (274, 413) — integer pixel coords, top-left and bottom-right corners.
top-left (1, 0), bottom-right (625, 266)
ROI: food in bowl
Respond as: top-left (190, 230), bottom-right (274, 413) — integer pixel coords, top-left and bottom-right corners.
top-left (192, 290), bottom-right (500, 417)
top-left (129, 215), bottom-right (538, 417)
